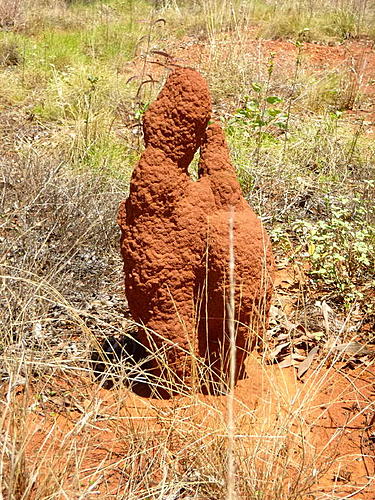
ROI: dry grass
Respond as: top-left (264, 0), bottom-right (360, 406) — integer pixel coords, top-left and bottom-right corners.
top-left (0, 0), bottom-right (374, 498)
top-left (1, 149), bottom-right (373, 498)
top-left (1, 301), bottom-right (373, 498)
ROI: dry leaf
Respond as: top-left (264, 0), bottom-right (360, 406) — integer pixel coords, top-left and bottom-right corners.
top-left (270, 305), bottom-right (283, 320)
top-left (277, 355), bottom-right (300, 369)
top-left (269, 341), bottom-right (290, 360)
top-left (297, 346), bottom-right (319, 379)
top-left (320, 300), bottom-right (333, 334)
top-left (276, 333), bottom-right (290, 341)
top-left (329, 342), bottom-right (373, 356)
top-left (284, 319), bottom-right (298, 331)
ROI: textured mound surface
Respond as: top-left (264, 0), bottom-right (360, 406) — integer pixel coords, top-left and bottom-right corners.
top-left (118, 68), bottom-right (274, 386)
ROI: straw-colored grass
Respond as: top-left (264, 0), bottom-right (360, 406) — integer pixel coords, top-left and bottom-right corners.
top-left (1, 1), bottom-right (374, 498)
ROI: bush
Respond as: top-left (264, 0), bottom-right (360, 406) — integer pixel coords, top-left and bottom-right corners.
top-left (293, 192), bottom-right (375, 305)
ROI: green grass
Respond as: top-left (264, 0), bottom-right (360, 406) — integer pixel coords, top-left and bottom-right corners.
top-left (0, 14), bottom-right (141, 73)
top-left (225, 107), bottom-right (374, 304)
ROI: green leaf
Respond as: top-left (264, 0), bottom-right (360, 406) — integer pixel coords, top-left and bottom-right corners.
top-left (308, 242), bottom-right (316, 256)
top-left (251, 82), bottom-right (262, 93)
top-left (246, 98), bottom-right (259, 110)
top-left (266, 95), bottom-right (282, 104)
top-left (267, 108), bottom-right (282, 117)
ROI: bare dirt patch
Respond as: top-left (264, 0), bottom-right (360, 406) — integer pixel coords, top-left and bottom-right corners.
top-left (3, 355), bottom-right (373, 498)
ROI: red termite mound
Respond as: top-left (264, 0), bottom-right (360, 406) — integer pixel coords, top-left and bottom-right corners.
top-left (118, 68), bottom-right (274, 388)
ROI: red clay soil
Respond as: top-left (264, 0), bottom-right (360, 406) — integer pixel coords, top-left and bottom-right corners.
top-left (236, 358), bottom-right (375, 499)
top-left (7, 358), bottom-right (373, 499)
top-left (118, 68), bottom-right (274, 384)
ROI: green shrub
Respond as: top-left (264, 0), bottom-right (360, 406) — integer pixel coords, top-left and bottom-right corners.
top-left (293, 192), bottom-right (375, 305)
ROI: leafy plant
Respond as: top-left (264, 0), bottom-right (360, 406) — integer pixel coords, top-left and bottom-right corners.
top-left (133, 100), bottom-right (149, 122)
top-left (293, 194), bottom-right (375, 305)
top-left (231, 88), bottom-right (287, 135)
top-left (226, 77), bottom-right (288, 178)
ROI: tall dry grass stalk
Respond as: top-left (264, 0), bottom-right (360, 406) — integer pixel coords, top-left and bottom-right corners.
top-left (226, 206), bottom-right (236, 500)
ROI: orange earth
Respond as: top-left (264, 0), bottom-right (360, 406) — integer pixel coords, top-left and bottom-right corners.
top-left (7, 351), bottom-right (374, 498)
top-left (6, 265), bottom-right (374, 498)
